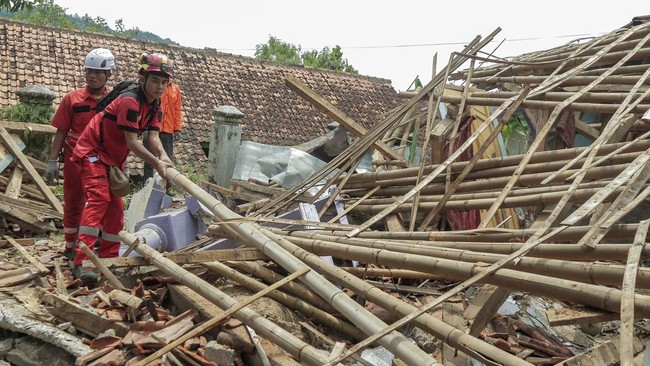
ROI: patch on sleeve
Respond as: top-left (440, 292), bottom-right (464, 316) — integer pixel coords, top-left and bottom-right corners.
top-left (126, 108), bottom-right (138, 123)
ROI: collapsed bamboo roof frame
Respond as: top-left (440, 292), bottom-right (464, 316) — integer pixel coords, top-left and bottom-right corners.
top-left (121, 20), bottom-right (650, 365)
top-left (235, 19), bottom-right (650, 363)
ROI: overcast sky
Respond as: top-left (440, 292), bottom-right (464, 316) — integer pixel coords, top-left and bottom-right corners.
top-left (53, 1), bottom-right (646, 91)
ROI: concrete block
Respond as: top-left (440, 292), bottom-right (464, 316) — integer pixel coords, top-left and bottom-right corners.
top-left (6, 337), bottom-right (75, 366)
top-left (0, 338), bottom-right (13, 358)
top-left (204, 340), bottom-right (236, 366)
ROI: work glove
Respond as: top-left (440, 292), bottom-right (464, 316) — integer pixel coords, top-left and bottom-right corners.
top-left (173, 131), bottom-right (181, 140)
top-left (45, 160), bottom-right (58, 185)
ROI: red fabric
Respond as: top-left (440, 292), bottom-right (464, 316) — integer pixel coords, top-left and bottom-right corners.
top-left (74, 157), bottom-right (123, 266)
top-left (51, 86), bottom-right (107, 248)
top-left (51, 87), bottom-right (108, 151)
top-left (442, 118), bottom-right (481, 230)
top-left (73, 91), bottom-right (161, 166)
top-left (62, 149), bottom-right (84, 247)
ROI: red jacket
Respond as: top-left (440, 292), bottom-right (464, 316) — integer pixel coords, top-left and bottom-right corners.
top-left (160, 81), bottom-right (182, 134)
top-left (73, 90), bottom-right (161, 167)
top-left (50, 86), bottom-right (108, 151)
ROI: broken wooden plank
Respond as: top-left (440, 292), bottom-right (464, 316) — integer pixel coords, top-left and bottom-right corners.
top-left (39, 290), bottom-right (129, 337)
top-left (620, 219), bottom-right (650, 365)
top-left (0, 126), bottom-right (63, 213)
top-left (0, 120), bottom-right (57, 134)
top-left (546, 307), bottom-right (619, 326)
top-left (465, 285), bottom-right (511, 336)
top-left (2, 235), bottom-right (49, 274)
top-left (285, 75), bottom-right (403, 161)
top-left (4, 166), bottom-right (22, 199)
top-left (556, 337), bottom-right (644, 366)
top-left (88, 247), bottom-right (268, 268)
top-left (201, 180), bottom-right (265, 202)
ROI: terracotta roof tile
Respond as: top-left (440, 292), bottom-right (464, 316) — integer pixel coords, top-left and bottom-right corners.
top-left (0, 18), bottom-right (400, 176)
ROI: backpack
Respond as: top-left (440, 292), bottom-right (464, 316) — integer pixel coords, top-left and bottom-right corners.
top-left (95, 80), bottom-right (160, 126)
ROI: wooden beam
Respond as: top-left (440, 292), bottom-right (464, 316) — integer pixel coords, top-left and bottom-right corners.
top-left (3, 235), bottom-right (49, 274)
top-left (546, 307), bottom-right (618, 326)
top-left (86, 247), bottom-right (268, 268)
top-left (575, 120), bottom-right (600, 140)
top-left (201, 180), bottom-right (266, 202)
top-left (0, 120), bottom-right (57, 134)
top-left (39, 290), bottom-right (129, 337)
top-left (0, 201), bottom-right (56, 232)
top-left (4, 166), bottom-right (22, 199)
top-left (556, 337), bottom-right (644, 366)
top-left (285, 75), bottom-right (403, 161)
top-left (0, 127), bottom-right (63, 213)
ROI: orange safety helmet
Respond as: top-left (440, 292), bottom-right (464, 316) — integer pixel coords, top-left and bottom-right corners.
top-left (138, 52), bottom-right (174, 78)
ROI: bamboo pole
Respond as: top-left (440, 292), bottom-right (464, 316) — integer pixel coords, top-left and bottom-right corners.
top-left (226, 261), bottom-right (337, 313)
top-left (322, 223), bottom-right (644, 242)
top-left (277, 232), bottom-right (650, 289)
top-left (282, 231), bottom-right (650, 317)
top-left (119, 230), bottom-right (331, 366)
top-left (342, 139), bottom-right (650, 186)
top-left (463, 29), bottom-right (650, 79)
top-left (354, 180), bottom-right (609, 205)
top-left (340, 266), bottom-right (444, 280)
top-left (351, 186), bottom-right (630, 214)
top-left (255, 31), bottom-right (499, 217)
top-left (202, 261), bottom-right (360, 339)
top-left (344, 152), bottom-right (639, 191)
top-left (419, 86), bottom-right (530, 229)
top-left (273, 229), bottom-right (648, 261)
top-left (349, 93), bottom-right (524, 237)
top-left (165, 168), bottom-right (439, 366)
top-left (480, 29), bottom-right (650, 227)
top-left (242, 231), bottom-right (534, 366)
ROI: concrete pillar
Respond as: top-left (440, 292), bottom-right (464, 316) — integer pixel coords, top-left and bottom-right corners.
top-left (207, 105), bottom-right (243, 187)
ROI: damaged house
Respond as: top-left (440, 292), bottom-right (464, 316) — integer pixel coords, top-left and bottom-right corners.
top-left (0, 14), bottom-right (649, 366)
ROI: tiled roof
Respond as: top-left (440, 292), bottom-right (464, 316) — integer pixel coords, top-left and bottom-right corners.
top-left (0, 18), bottom-right (400, 176)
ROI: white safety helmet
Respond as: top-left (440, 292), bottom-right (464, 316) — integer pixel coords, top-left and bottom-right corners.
top-left (84, 48), bottom-right (116, 71)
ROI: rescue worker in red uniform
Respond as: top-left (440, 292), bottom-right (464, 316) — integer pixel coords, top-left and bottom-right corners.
top-left (46, 48), bottom-right (115, 261)
top-left (71, 52), bottom-right (175, 280)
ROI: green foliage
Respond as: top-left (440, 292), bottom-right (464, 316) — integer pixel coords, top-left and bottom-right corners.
top-left (0, 0), bottom-right (41, 13)
top-left (302, 45), bottom-right (357, 73)
top-left (0, 103), bottom-right (55, 161)
top-left (255, 36), bottom-right (303, 66)
top-left (184, 164), bottom-right (204, 184)
top-left (255, 36), bottom-right (358, 73)
top-left (2, 0), bottom-right (166, 43)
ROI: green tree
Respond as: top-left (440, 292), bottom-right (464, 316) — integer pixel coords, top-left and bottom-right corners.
top-left (302, 45), bottom-right (357, 73)
top-left (0, 0), bottom-right (41, 12)
top-left (255, 36), bottom-right (303, 66)
top-left (5, 0), bottom-right (143, 39)
top-left (255, 36), bottom-right (358, 73)
top-left (12, 0), bottom-right (75, 28)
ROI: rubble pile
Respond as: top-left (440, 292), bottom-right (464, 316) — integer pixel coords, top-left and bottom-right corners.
top-left (0, 15), bottom-right (650, 366)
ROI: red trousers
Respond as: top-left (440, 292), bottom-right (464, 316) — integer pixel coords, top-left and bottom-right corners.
top-left (62, 146), bottom-right (85, 249)
top-left (74, 156), bottom-right (123, 266)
